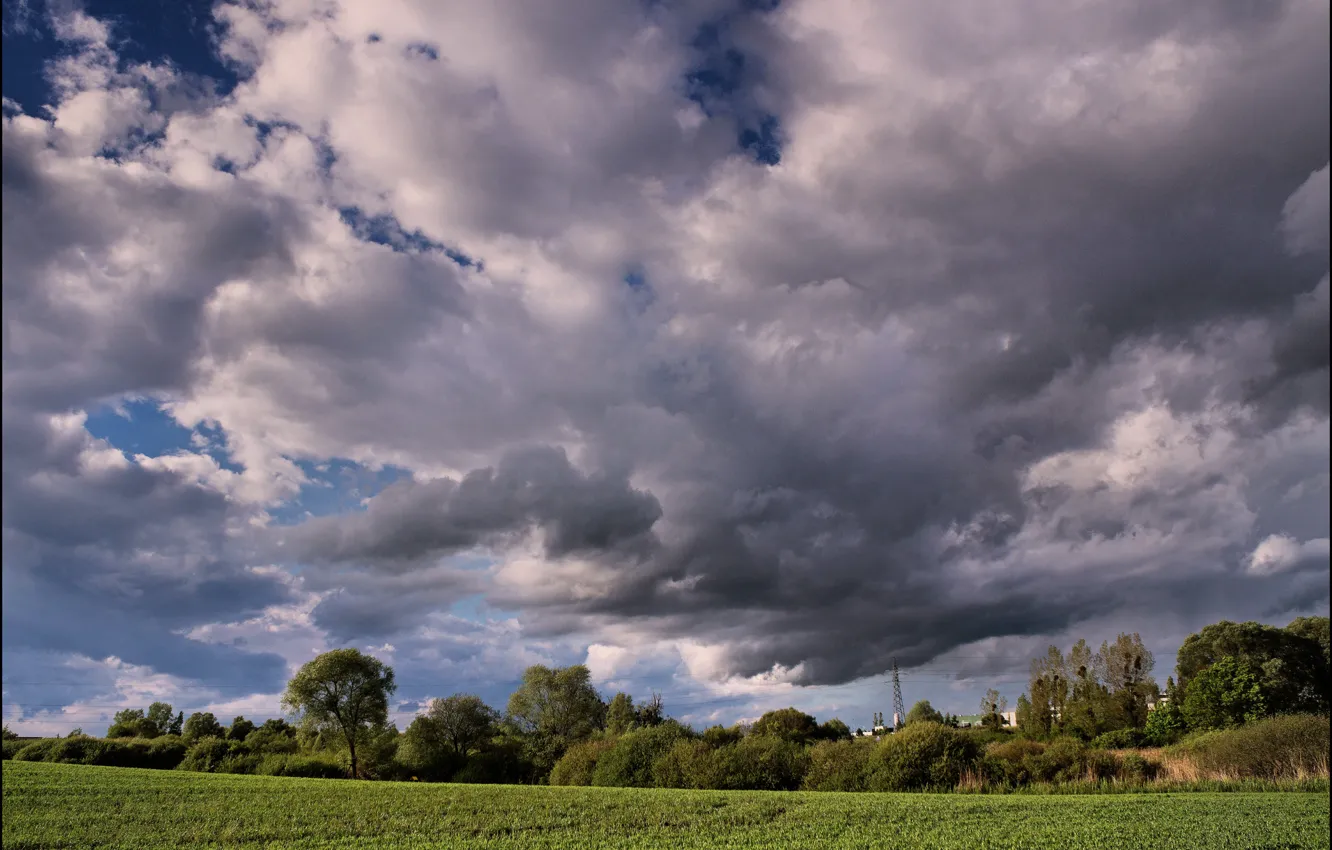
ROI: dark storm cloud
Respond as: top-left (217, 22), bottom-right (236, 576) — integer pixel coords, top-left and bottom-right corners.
top-left (283, 445), bottom-right (663, 569)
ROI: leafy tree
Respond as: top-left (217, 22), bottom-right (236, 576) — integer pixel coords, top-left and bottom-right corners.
top-left (107, 709), bottom-right (158, 739)
top-left (750, 707), bottom-right (820, 744)
top-left (423, 695), bottom-right (499, 756)
top-left (506, 664), bottom-right (605, 777)
top-left (399, 715), bottom-right (464, 781)
top-left (1, 725), bottom-right (16, 740)
top-left (1176, 619), bottom-right (1328, 715)
top-left (282, 648), bottom-right (397, 779)
top-left (1180, 656), bottom-right (1267, 731)
top-left (903, 700), bottom-right (944, 727)
top-left (605, 693), bottom-right (636, 735)
top-left (818, 718), bottom-right (852, 741)
top-left (634, 692), bottom-right (665, 728)
top-left (979, 690), bottom-right (1008, 731)
top-left (227, 716), bottom-right (256, 741)
top-left (146, 703), bottom-right (174, 735)
top-left (68, 728), bottom-right (84, 738)
top-left (181, 712), bottom-right (224, 742)
top-left (1142, 697), bottom-right (1186, 746)
top-left (701, 724), bottom-right (744, 749)
top-left (168, 712), bottom-right (184, 737)
top-left (1096, 633), bottom-right (1157, 728)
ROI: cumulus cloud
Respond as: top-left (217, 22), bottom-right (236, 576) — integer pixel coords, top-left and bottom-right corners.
top-left (2, 0), bottom-right (1328, 724)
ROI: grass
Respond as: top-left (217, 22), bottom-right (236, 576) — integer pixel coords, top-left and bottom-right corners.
top-left (4, 761), bottom-right (1330, 849)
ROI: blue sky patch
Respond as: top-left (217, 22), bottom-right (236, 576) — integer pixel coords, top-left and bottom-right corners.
top-left (339, 206), bottom-right (477, 268)
top-left (268, 459), bottom-right (411, 525)
top-left (2, 0), bottom-right (237, 116)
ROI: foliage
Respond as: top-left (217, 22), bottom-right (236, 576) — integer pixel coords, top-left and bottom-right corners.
top-left (709, 736), bottom-right (811, 791)
top-left (177, 737), bottom-right (243, 773)
top-left (1176, 618), bottom-right (1329, 716)
top-left (605, 693), bottom-right (636, 735)
top-left (1091, 728), bottom-right (1143, 749)
top-left (421, 694), bottom-right (499, 756)
top-left (146, 703), bottom-right (175, 737)
top-left (650, 740), bottom-right (718, 790)
top-left (181, 712), bottom-right (224, 743)
top-left (1181, 656), bottom-right (1267, 731)
top-left (867, 722), bottom-right (981, 791)
top-left (0, 725), bottom-right (16, 741)
top-left (801, 739), bottom-right (874, 791)
top-left (107, 708), bottom-right (159, 739)
top-left (9, 761), bottom-right (1328, 849)
top-left (591, 722), bottom-right (693, 788)
top-left (549, 738), bottom-right (616, 786)
top-left (1143, 699), bottom-right (1188, 746)
top-left (282, 648), bottom-right (396, 778)
top-left (253, 753), bottom-right (346, 779)
top-left (817, 718), bottom-right (851, 741)
top-left (701, 724), bottom-right (744, 749)
top-left (505, 664), bottom-right (605, 776)
top-left (227, 716), bottom-right (256, 742)
top-left (243, 726), bottom-right (299, 756)
top-left (1170, 714), bottom-right (1330, 780)
top-left (904, 700), bottom-right (945, 727)
top-left (397, 716), bottom-right (464, 782)
top-left (749, 707), bottom-right (819, 744)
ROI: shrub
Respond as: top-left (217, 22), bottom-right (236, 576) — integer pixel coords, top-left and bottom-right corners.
top-left (1027, 738), bottom-right (1088, 783)
top-left (142, 736), bottom-right (188, 770)
top-left (710, 736), bottom-right (811, 791)
top-left (1171, 714), bottom-right (1330, 780)
top-left (1091, 729), bottom-right (1142, 750)
top-left (244, 727), bottom-right (299, 755)
top-left (651, 740), bottom-right (719, 790)
top-left (550, 738), bottom-right (614, 786)
top-left (866, 723), bottom-right (980, 791)
top-left (1143, 700), bottom-right (1187, 746)
top-left (451, 740), bottom-right (531, 785)
top-left (979, 738), bottom-right (1047, 786)
top-left (177, 737), bottom-right (235, 773)
top-left (14, 739), bottom-right (60, 762)
top-left (802, 739), bottom-right (873, 792)
top-left (749, 708), bottom-right (820, 745)
top-left (592, 722), bottom-right (694, 788)
top-left (2, 739), bottom-right (27, 760)
top-left (1119, 752), bottom-right (1160, 782)
top-left (256, 753), bottom-right (346, 779)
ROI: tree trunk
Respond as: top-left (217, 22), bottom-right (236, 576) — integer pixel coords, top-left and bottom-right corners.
top-left (349, 738), bottom-right (358, 779)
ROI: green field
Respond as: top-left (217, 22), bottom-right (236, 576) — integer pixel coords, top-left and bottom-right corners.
top-left (4, 761), bottom-right (1328, 849)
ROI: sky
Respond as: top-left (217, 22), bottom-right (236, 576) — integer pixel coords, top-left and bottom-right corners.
top-left (1, 0), bottom-right (1328, 737)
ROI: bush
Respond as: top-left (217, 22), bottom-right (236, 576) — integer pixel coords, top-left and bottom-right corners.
top-left (651, 740), bottom-right (719, 790)
top-left (802, 739), bottom-right (873, 791)
top-left (243, 727), bottom-right (299, 756)
top-left (451, 740), bottom-right (531, 785)
top-left (14, 739), bottom-right (60, 762)
top-left (1143, 700), bottom-right (1186, 746)
top-left (1118, 752), bottom-right (1160, 782)
top-left (979, 739), bottom-right (1047, 786)
top-left (1091, 729), bottom-right (1142, 750)
top-left (592, 723), bottom-right (694, 788)
top-left (2, 739), bottom-right (27, 760)
top-left (1171, 714), bottom-right (1330, 779)
top-left (550, 738), bottom-right (614, 786)
top-left (710, 736), bottom-right (811, 791)
top-left (866, 723), bottom-right (980, 791)
top-left (256, 753), bottom-right (346, 779)
top-left (177, 737), bottom-right (237, 773)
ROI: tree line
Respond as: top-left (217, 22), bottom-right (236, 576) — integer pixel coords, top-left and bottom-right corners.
top-left (3, 616), bottom-right (1326, 789)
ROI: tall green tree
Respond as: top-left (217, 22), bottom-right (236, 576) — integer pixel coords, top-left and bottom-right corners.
top-left (506, 664), bottom-right (605, 776)
top-left (1175, 619), bottom-right (1328, 715)
top-left (282, 648), bottom-right (397, 778)
top-left (146, 702), bottom-right (175, 735)
top-left (979, 690), bottom-right (1008, 731)
top-left (605, 693), bottom-right (636, 735)
top-left (227, 716), bottom-right (256, 741)
top-left (750, 708), bottom-right (820, 744)
top-left (168, 711), bottom-right (184, 736)
top-left (903, 700), bottom-right (944, 727)
top-left (423, 694), bottom-right (499, 755)
top-left (181, 712), bottom-right (224, 741)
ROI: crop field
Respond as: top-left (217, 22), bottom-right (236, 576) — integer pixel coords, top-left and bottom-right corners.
top-left (4, 761), bottom-right (1329, 850)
